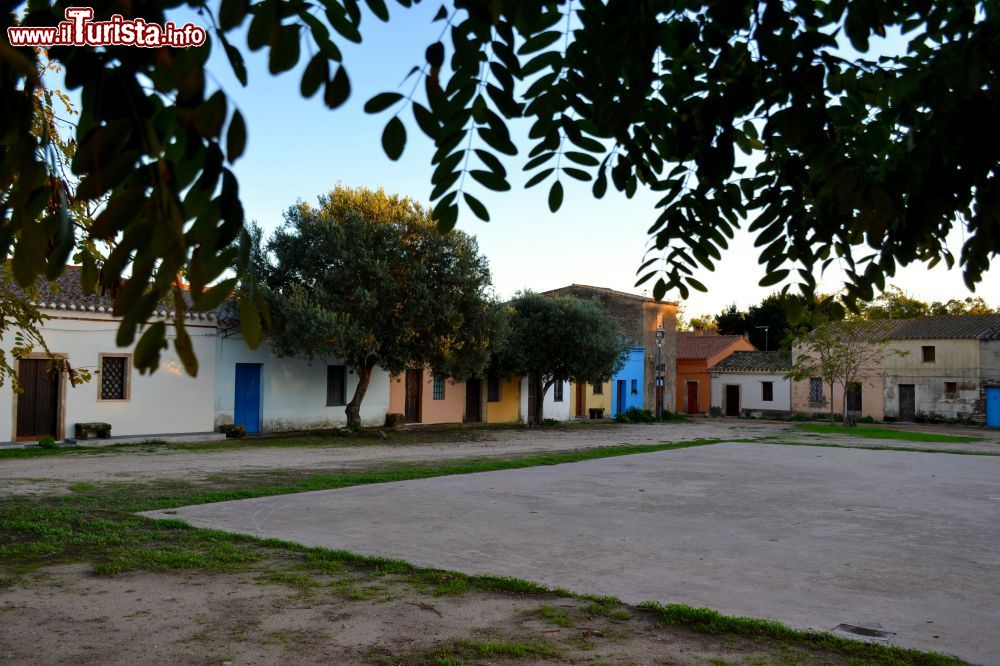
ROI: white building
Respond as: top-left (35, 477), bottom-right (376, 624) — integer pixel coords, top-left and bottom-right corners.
top-left (518, 376), bottom-right (571, 423)
top-left (710, 351), bottom-right (792, 417)
top-left (1, 270), bottom-right (392, 443)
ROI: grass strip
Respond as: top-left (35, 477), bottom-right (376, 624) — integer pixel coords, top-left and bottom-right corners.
top-left (793, 424), bottom-right (980, 443)
top-left (641, 602), bottom-right (964, 666)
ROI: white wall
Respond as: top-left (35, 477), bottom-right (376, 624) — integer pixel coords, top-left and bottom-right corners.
top-left (518, 377), bottom-right (571, 422)
top-left (215, 334), bottom-right (390, 431)
top-left (0, 313), bottom-right (217, 441)
top-left (711, 372), bottom-right (791, 413)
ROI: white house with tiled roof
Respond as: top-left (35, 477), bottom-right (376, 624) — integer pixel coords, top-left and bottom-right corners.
top-left (710, 351), bottom-right (792, 417)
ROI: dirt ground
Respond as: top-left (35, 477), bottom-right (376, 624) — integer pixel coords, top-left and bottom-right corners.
top-left (0, 562), bottom-right (852, 666)
top-left (2, 419), bottom-right (998, 497)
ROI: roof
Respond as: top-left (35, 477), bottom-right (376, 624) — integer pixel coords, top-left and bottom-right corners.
top-left (711, 351), bottom-right (792, 373)
top-left (6, 266), bottom-right (217, 322)
top-left (677, 332), bottom-right (754, 360)
top-left (541, 284), bottom-right (677, 306)
top-left (875, 315), bottom-right (1000, 341)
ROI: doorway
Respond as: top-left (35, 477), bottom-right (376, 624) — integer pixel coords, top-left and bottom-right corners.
top-left (725, 384), bottom-right (740, 417)
top-left (234, 363), bottom-right (262, 433)
top-left (16, 358), bottom-right (61, 441)
top-left (615, 380), bottom-right (626, 418)
top-left (898, 384), bottom-right (915, 421)
top-left (686, 381), bottom-right (699, 414)
top-left (575, 382), bottom-right (585, 417)
top-left (405, 369), bottom-right (423, 423)
top-left (465, 378), bottom-right (481, 423)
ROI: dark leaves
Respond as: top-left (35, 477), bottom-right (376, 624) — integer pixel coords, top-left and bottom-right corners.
top-left (381, 116), bottom-right (406, 160)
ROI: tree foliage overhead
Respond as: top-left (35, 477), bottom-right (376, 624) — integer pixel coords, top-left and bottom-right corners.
top-left (3, 1), bottom-right (998, 378)
top-left (257, 185), bottom-right (501, 426)
top-left (857, 286), bottom-right (999, 320)
top-left (492, 291), bottom-right (625, 424)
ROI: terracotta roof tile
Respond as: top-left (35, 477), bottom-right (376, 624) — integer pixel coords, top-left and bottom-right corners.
top-left (711, 351), bottom-right (792, 373)
top-left (677, 332), bottom-right (753, 359)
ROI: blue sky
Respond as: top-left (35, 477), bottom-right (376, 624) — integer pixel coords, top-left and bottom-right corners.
top-left (121, 4), bottom-right (1000, 316)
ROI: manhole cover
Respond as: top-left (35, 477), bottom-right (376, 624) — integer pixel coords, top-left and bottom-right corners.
top-left (833, 624), bottom-right (895, 640)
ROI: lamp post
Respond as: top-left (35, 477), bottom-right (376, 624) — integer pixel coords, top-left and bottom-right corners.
top-left (655, 326), bottom-right (665, 417)
top-left (756, 325), bottom-right (769, 351)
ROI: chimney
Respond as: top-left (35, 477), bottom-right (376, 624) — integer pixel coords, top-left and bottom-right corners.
top-left (694, 325), bottom-right (704, 337)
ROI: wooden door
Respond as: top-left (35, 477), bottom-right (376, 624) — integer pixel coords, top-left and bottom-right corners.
top-left (847, 383), bottom-right (862, 413)
top-left (16, 359), bottom-right (60, 440)
top-left (899, 384), bottom-right (915, 421)
top-left (527, 375), bottom-right (539, 425)
top-left (234, 363), bottom-right (262, 433)
top-left (725, 385), bottom-right (740, 417)
top-left (465, 378), bottom-right (481, 423)
top-left (575, 382), bottom-right (585, 417)
top-left (405, 369), bottom-right (422, 423)
top-left (686, 381), bottom-right (699, 414)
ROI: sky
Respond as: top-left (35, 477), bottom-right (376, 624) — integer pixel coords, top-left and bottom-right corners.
top-left (90, 4), bottom-right (1000, 317)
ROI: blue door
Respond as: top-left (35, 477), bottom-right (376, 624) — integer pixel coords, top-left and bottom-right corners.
top-left (234, 363), bottom-right (262, 433)
top-left (615, 380), bottom-right (626, 418)
top-left (987, 386), bottom-right (1000, 428)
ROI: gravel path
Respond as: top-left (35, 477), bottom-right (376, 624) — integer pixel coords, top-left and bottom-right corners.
top-left (2, 420), bottom-right (997, 497)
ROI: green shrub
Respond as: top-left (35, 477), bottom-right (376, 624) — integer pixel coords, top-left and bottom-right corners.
top-left (541, 418), bottom-right (559, 426)
top-left (859, 415), bottom-right (877, 424)
top-left (657, 410), bottom-right (686, 422)
top-left (37, 437), bottom-right (57, 449)
top-left (625, 407), bottom-right (655, 423)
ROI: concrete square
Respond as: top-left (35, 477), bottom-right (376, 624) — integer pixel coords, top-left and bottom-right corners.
top-left (144, 443), bottom-right (1000, 663)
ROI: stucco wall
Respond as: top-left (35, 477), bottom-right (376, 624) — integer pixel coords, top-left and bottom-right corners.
top-left (881, 339), bottom-right (981, 421)
top-left (0, 313), bottom-right (217, 442)
top-left (568, 380), bottom-right (611, 417)
top-left (611, 348), bottom-right (645, 417)
top-left (676, 338), bottom-right (755, 414)
top-left (711, 373), bottom-right (791, 413)
top-left (641, 301), bottom-right (677, 413)
top-left (485, 377), bottom-right (520, 423)
top-left (518, 378), bottom-right (571, 421)
top-left (215, 335), bottom-right (390, 431)
top-left (790, 374), bottom-right (885, 420)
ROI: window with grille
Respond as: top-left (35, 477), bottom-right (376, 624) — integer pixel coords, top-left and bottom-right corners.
top-left (592, 382), bottom-right (603, 395)
top-left (487, 375), bottom-right (501, 402)
top-left (762, 381), bottom-right (773, 402)
top-left (433, 373), bottom-right (445, 400)
top-left (553, 381), bottom-right (563, 402)
top-left (100, 355), bottom-right (128, 400)
top-left (327, 365), bottom-right (346, 406)
top-left (808, 377), bottom-right (824, 403)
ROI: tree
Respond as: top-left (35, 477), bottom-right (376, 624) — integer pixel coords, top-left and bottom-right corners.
top-left (859, 286), bottom-right (998, 319)
top-left (4, 2), bottom-right (997, 375)
top-left (493, 292), bottom-right (625, 425)
top-left (257, 185), bottom-right (501, 427)
top-left (786, 320), bottom-right (903, 425)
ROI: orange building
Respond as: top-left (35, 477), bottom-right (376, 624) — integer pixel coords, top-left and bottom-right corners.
top-left (676, 331), bottom-right (755, 414)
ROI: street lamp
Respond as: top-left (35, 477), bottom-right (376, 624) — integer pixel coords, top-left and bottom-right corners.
top-left (756, 325), bottom-right (769, 351)
top-left (655, 326), bottom-right (665, 418)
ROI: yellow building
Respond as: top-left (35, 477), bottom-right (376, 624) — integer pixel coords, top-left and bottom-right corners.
top-left (568, 380), bottom-right (612, 418)
top-left (484, 375), bottom-right (521, 424)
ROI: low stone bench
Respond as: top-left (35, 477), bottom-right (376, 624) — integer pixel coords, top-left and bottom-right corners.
top-left (75, 422), bottom-right (111, 439)
top-left (588, 408), bottom-right (605, 419)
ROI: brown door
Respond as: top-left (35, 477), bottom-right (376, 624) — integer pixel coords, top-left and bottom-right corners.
top-left (405, 369), bottom-right (422, 423)
top-left (899, 384), bottom-right (915, 421)
top-left (725, 385), bottom-right (740, 417)
top-left (686, 381), bottom-right (699, 414)
top-left (465, 378), bottom-right (481, 423)
top-left (16, 359), bottom-right (60, 440)
top-left (527, 375), bottom-right (539, 425)
top-left (575, 382), bottom-right (585, 417)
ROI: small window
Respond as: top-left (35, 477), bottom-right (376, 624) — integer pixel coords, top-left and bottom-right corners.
top-left (631, 379), bottom-right (638, 395)
top-left (944, 381), bottom-right (957, 396)
top-left (100, 354), bottom-right (130, 400)
top-left (922, 346), bottom-right (935, 363)
top-left (592, 382), bottom-right (603, 395)
top-left (808, 377), bottom-right (824, 403)
top-left (487, 375), bottom-right (501, 402)
top-left (433, 373), bottom-right (445, 400)
top-left (762, 381), bottom-right (773, 402)
top-left (326, 365), bottom-right (346, 406)
top-left (553, 381), bottom-right (563, 402)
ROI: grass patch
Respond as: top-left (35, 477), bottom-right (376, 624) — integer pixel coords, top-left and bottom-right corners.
top-left (641, 602), bottom-right (964, 666)
top-left (428, 638), bottom-right (560, 663)
top-left (535, 603), bottom-right (573, 628)
top-left (794, 424), bottom-right (980, 443)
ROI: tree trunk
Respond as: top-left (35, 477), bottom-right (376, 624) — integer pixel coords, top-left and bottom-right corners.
top-left (345, 360), bottom-right (375, 428)
top-left (528, 372), bottom-right (546, 426)
top-left (829, 381), bottom-right (836, 423)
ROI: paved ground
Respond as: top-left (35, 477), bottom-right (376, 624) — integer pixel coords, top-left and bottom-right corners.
top-left (146, 443), bottom-right (1000, 665)
top-left (4, 419), bottom-right (999, 496)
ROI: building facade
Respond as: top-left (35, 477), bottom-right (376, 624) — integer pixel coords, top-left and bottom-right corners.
top-left (709, 351), bottom-right (792, 417)
top-left (676, 331), bottom-right (756, 415)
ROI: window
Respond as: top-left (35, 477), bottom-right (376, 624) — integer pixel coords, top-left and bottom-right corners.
top-left (922, 345), bottom-right (936, 363)
top-left (487, 375), bottom-right (501, 402)
top-left (808, 377), bottom-right (824, 403)
top-left (592, 382), bottom-right (603, 395)
top-left (99, 354), bottom-right (130, 400)
top-left (944, 381), bottom-right (957, 396)
top-left (326, 365), bottom-right (346, 406)
top-left (630, 379), bottom-right (638, 395)
top-left (761, 381), bottom-right (773, 402)
top-left (433, 373), bottom-right (445, 400)
top-left (553, 381), bottom-right (563, 402)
